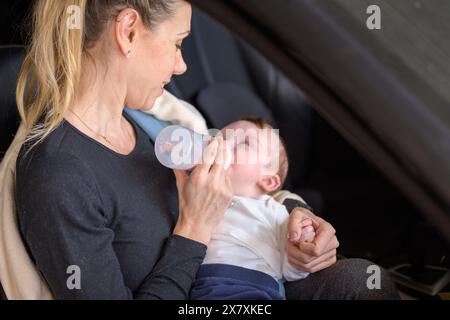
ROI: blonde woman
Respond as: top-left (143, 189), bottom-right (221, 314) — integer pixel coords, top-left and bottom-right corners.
top-left (16, 0), bottom-right (232, 300)
top-left (14, 0), bottom-right (398, 300)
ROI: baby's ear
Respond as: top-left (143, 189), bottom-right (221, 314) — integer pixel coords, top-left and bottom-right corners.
top-left (258, 174), bottom-right (281, 193)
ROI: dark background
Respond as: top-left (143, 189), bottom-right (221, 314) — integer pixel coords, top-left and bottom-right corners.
top-left (0, 0), bottom-right (30, 45)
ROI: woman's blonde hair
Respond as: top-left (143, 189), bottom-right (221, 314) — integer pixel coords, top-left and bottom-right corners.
top-left (16, 0), bottom-right (179, 148)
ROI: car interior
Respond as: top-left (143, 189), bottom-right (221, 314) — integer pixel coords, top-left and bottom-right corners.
top-left (0, 0), bottom-right (449, 300)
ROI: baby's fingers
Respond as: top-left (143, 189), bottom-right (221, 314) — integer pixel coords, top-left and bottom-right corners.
top-left (300, 231), bottom-right (316, 243)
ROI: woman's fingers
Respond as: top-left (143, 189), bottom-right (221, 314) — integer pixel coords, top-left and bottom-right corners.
top-left (210, 136), bottom-right (230, 174)
top-left (301, 254), bottom-right (337, 274)
top-left (225, 173), bottom-right (233, 198)
top-left (287, 208), bottom-right (309, 243)
top-left (288, 247), bottom-right (337, 273)
top-left (325, 235), bottom-right (340, 252)
top-left (197, 138), bottom-right (219, 174)
top-left (286, 233), bottom-right (337, 261)
top-left (286, 240), bottom-right (314, 265)
top-left (210, 136), bottom-right (232, 194)
top-left (174, 134), bottom-right (235, 245)
top-left (189, 135), bottom-right (232, 196)
top-left (301, 249), bottom-right (337, 273)
top-left (207, 137), bottom-right (233, 211)
top-left (286, 234), bottom-right (339, 270)
top-left (173, 169), bottom-right (188, 193)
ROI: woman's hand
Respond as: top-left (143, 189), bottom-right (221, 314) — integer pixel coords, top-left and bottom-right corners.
top-left (286, 207), bottom-right (339, 273)
top-left (173, 136), bottom-right (233, 245)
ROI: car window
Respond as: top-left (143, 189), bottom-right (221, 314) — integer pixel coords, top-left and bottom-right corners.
top-left (339, 0), bottom-right (450, 106)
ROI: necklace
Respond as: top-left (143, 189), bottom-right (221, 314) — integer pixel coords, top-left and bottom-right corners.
top-left (67, 108), bottom-right (133, 152)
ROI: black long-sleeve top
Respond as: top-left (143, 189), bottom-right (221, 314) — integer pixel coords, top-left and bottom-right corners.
top-left (15, 113), bottom-right (206, 299)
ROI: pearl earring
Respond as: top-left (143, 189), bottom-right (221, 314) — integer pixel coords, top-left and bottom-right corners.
top-left (126, 49), bottom-right (131, 58)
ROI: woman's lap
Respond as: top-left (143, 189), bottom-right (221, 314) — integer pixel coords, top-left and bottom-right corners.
top-left (285, 258), bottom-right (400, 300)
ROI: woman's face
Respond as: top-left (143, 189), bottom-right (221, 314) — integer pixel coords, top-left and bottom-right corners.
top-left (125, 2), bottom-right (192, 110)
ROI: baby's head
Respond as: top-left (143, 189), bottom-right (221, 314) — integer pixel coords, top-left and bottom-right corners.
top-left (221, 117), bottom-right (288, 198)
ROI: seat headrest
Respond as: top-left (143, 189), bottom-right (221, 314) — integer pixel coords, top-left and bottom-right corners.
top-left (0, 45), bottom-right (25, 160)
top-left (196, 82), bottom-right (276, 129)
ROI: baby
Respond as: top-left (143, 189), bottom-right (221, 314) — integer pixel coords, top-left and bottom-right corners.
top-left (190, 117), bottom-right (315, 300)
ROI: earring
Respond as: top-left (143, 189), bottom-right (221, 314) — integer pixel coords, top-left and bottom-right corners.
top-left (126, 49), bottom-right (131, 58)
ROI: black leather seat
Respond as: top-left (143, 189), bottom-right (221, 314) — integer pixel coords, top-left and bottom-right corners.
top-left (0, 45), bottom-right (24, 162)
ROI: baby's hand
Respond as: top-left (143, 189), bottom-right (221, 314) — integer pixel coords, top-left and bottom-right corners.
top-left (298, 218), bottom-right (316, 243)
top-left (299, 219), bottom-right (315, 243)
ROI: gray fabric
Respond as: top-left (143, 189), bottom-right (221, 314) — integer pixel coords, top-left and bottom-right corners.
top-left (285, 258), bottom-right (400, 300)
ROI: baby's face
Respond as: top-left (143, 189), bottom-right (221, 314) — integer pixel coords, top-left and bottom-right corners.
top-left (221, 120), bottom-right (281, 197)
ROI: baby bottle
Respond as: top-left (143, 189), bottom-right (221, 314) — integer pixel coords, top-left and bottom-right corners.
top-left (154, 125), bottom-right (232, 170)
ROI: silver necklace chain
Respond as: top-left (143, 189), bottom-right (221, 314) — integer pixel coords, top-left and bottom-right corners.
top-left (67, 108), bottom-right (133, 151)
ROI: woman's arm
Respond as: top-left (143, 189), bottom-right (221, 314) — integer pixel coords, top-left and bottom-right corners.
top-left (16, 151), bottom-right (205, 299)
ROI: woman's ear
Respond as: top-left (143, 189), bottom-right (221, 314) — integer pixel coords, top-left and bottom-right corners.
top-left (257, 174), bottom-right (281, 193)
top-left (115, 9), bottom-right (140, 58)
